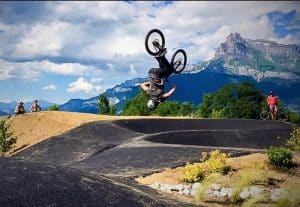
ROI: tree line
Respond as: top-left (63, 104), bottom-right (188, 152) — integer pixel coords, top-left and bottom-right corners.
top-left (99, 81), bottom-right (300, 123)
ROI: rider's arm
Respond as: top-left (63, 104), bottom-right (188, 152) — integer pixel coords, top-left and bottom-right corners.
top-left (140, 81), bottom-right (151, 91)
top-left (162, 85), bottom-right (176, 99)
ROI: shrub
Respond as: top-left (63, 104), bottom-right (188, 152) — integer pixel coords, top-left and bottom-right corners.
top-left (205, 150), bottom-right (230, 174)
top-left (288, 111), bottom-right (300, 124)
top-left (267, 147), bottom-right (293, 168)
top-left (48, 104), bottom-right (59, 111)
top-left (180, 164), bottom-right (205, 183)
top-left (0, 119), bottom-right (17, 156)
top-left (286, 127), bottom-right (300, 151)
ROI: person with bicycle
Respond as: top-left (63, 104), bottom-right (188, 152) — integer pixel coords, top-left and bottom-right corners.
top-left (267, 91), bottom-right (279, 120)
top-left (141, 39), bottom-right (180, 109)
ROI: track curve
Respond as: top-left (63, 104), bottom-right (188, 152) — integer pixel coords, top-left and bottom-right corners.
top-left (1, 118), bottom-right (292, 207)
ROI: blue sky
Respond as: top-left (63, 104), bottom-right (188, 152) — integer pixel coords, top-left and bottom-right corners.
top-left (0, 1), bottom-right (299, 104)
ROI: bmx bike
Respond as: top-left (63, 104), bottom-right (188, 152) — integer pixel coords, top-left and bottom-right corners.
top-left (259, 110), bottom-right (288, 122)
top-left (145, 28), bottom-right (187, 76)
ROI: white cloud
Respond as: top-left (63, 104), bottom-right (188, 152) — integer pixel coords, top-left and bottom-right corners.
top-left (0, 1), bottom-right (299, 84)
top-left (67, 77), bottom-right (94, 93)
top-left (0, 59), bottom-right (93, 80)
top-left (129, 64), bottom-right (138, 76)
top-left (42, 84), bottom-right (57, 90)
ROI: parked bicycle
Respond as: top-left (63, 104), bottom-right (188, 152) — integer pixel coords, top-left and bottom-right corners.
top-left (259, 110), bottom-right (288, 122)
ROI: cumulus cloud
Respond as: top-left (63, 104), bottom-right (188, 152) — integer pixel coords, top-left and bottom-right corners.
top-left (129, 64), bottom-right (138, 76)
top-left (0, 59), bottom-right (93, 80)
top-left (42, 84), bottom-right (56, 90)
top-left (1, 1), bottom-right (299, 63)
top-left (67, 77), bottom-right (94, 93)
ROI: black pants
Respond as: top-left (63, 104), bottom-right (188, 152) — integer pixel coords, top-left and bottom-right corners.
top-left (148, 56), bottom-right (173, 79)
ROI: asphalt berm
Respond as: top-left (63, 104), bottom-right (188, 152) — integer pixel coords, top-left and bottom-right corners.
top-left (0, 118), bottom-right (292, 206)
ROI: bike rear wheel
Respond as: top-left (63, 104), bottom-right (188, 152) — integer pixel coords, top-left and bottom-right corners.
top-left (171, 49), bottom-right (187, 74)
top-left (145, 29), bottom-right (165, 56)
top-left (260, 111), bottom-right (269, 120)
top-left (278, 112), bottom-right (288, 122)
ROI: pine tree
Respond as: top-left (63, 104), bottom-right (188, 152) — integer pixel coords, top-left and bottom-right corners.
top-left (0, 119), bottom-right (17, 156)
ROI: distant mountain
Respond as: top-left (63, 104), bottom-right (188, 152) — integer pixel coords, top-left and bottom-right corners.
top-left (0, 100), bottom-right (54, 115)
top-left (59, 78), bottom-right (147, 114)
top-left (54, 33), bottom-right (300, 114)
top-left (0, 111), bottom-right (9, 116)
top-left (188, 33), bottom-right (300, 81)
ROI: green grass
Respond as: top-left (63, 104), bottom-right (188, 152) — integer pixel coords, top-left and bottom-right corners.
top-left (230, 169), bottom-right (266, 203)
top-left (196, 172), bottom-right (222, 201)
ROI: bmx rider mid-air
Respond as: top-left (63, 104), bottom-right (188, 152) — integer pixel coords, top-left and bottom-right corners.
top-left (141, 29), bottom-right (187, 109)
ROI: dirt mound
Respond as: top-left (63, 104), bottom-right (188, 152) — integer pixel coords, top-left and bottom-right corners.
top-left (5, 111), bottom-right (183, 155)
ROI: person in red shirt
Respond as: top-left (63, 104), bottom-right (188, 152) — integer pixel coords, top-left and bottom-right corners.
top-left (267, 91), bottom-right (279, 120)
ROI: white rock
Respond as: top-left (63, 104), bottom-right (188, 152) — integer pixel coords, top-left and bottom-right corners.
top-left (183, 188), bottom-right (191, 195)
top-left (240, 187), bottom-right (250, 199)
top-left (192, 182), bottom-right (201, 190)
top-left (220, 187), bottom-right (231, 197)
top-left (153, 182), bottom-right (160, 189)
top-left (249, 186), bottom-right (263, 196)
top-left (213, 190), bottom-right (221, 197)
top-left (190, 189), bottom-right (197, 196)
top-left (211, 183), bottom-right (221, 191)
top-left (174, 184), bottom-right (184, 191)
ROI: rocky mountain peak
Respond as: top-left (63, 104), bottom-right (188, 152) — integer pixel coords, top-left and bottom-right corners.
top-left (215, 32), bottom-right (248, 58)
top-left (226, 33), bottom-right (245, 44)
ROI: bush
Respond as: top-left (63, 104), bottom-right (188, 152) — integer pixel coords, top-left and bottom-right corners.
top-left (286, 127), bottom-right (300, 151)
top-left (205, 150), bottom-right (230, 174)
top-left (288, 111), bottom-right (300, 124)
top-left (48, 104), bottom-right (59, 111)
top-left (180, 164), bottom-right (204, 183)
top-left (267, 147), bottom-right (293, 168)
top-left (0, 119), bottom-right (17, 156)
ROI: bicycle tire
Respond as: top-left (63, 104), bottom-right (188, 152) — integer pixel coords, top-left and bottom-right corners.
top-left (278, 112), bottom-right (288, 122)
top-left (259, 111), bottom-right (269, 120)
top-left (171, 49), bottom-right (187, 74)
top-left (145, 29), bottom-right (165, 56)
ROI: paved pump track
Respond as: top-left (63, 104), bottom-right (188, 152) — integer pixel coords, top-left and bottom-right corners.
top-left (0, 118), bottom-right (292, 207)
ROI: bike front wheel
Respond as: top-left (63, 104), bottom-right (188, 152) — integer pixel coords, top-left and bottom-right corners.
top-left (145, 29), bottom-right (165, 56)
top-left (260, 111), bottom-right (270, 120)
top-left (171, 49), bottom-right (187, 74)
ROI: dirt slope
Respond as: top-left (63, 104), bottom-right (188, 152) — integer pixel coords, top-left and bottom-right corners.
top-left (5, 111), bottom-right (188, 155)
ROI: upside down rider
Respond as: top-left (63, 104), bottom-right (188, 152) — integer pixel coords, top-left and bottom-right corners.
top-left (140, 40), bottom-right (180, 109)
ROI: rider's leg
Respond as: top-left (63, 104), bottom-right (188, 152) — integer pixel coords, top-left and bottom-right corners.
top-left (269, 105), bottom-right (275, 120)
top-left (274, 105), bottom-right (278, 120)
top-left (154, 56), bottom-right (173, 77)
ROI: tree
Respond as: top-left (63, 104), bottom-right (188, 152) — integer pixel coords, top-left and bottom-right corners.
top-left (196, 82), bottom-right (265, 119)
top-left (99, 93), bottom-right (110, 115)
top-left (154, 101), bottom-right (181, 116)
top-left (48, 104), bottom-right (59, 111)
top-left (109, 104), bottom-right (117, 115)
top-left (178, 101), bottom-right (195, 117)
top-left (121, 90), bottom-right (151, 116)
top-left (0, 119), bottom-right (17, 156)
